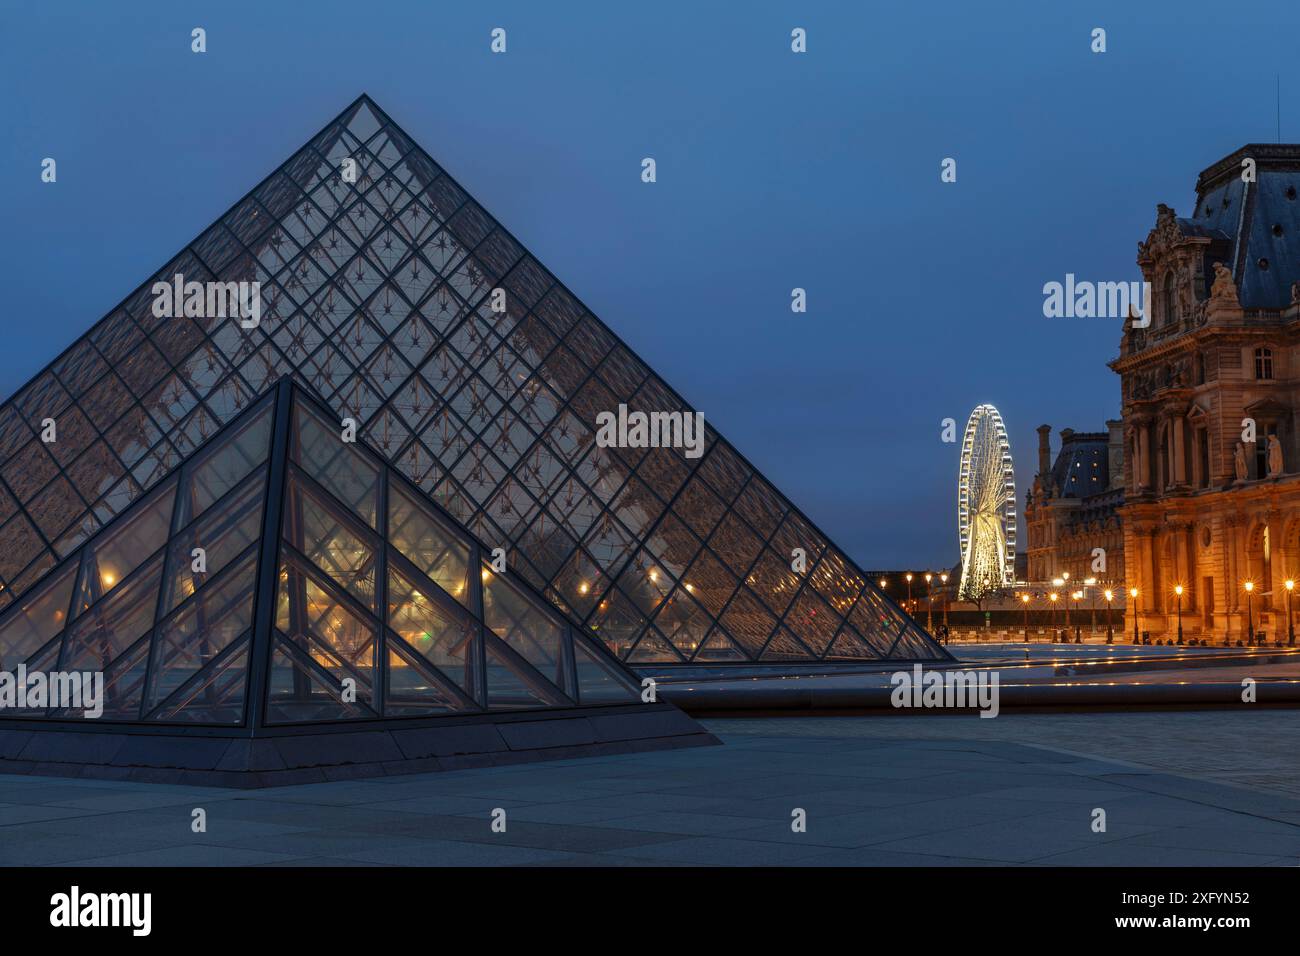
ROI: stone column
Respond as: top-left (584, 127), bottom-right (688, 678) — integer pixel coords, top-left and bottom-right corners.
top-left (1138, 424), bottom-right (1152, 491)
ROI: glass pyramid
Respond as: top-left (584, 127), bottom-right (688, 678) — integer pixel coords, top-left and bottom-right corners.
top-left (0, 379), bottom-right (644, 726)
top-left (0, 95), bottom-right (947, 670)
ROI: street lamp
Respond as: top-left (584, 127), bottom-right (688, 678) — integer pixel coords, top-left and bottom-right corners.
top-left (1104, 589), bottom-right (1114, 644)
top-left (905, 572), bottom-right (913, 618)
top-left (1071, 591), bottom-right (1082, 643)
top-left (1049, 591), bottom-right (1058, 635)
top-left (1129, 587), bottom-right (1139, 644)
top-left (1021, 593), bottom-right (1031, 642)
top-left (1085, 577), bottom-right (1097, 637)
top-left (1244, 580), bottom-right (1255, 645)
top-left (1287, 579), bottom-right (1296, 647)
top-left (925, 572), bottom-right (934, 632)
top-left (940, 572), bottom-right (950, 631)
top-left (1174, 584), bottom-right (1184, 644)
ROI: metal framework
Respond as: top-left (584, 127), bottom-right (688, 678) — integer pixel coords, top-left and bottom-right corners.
top-left (957, 403), bottom-right (1016, 600)
top-left (0, 95), bottom-right (948, 671)
top-left (0, 377), bottom-right (646, 730)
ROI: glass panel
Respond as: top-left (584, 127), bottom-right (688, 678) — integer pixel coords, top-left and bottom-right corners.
top-left (719, 588), bottom-right (777, 657)
top-left (388, 483), bottom-right (470, 606)
top-left (174, 397), bottom-right (273, 527)
top-left (283, 472), bottom-right (377, 610)
top-left (60, 553), bottom-right (163, 675)
top-left (824, 625), bottom-right (886, 661)
top-left (73, 479), bottom-right (175, 615)
top-left (148, 638), bottom-right (248, 723)
top-left (584, 588), bottom-right (646, 660)
top-left (572, 636), bottom-right (638, 703)
top-left (482, 566), bottom-right (567, 694)
top-left (708, 512), bottom-right (764, 578)
top-left (290, 399), bottom-right (380, 527)
top-left (385, 640), bottom-right (472, 716)
top-left (145, 552), bottom-right (257, 713)
top-left (784, 589), bottom-right (840, 656)
top-left (626, 630), bottom-right (683, 663)
top-left (275, 561), bottom-right (377, 709)
top-left (0, 562), bottom-right (75, 670)
top-left (693, 629), bottom-right (746, 662)
top-left (745, 548), bottom-right (801, 617)
top-left (53, 638), bottom-right (150, 720)
top-left (484, 637), bottom-right (565, 709)
top-left (387, 565), bottom-right (478, 695)
top-left (267, 635), bottom-right (374, 723)
top-left (760, 627), bottom-right (816, 661)
top-left (652, 588), bottom-right (712, 659)
top-left (161, 467), bottom-right (265, 614)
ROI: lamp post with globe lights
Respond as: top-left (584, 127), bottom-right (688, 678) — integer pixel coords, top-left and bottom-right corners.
top-left (1174, 584), bottom-right (1184, 644)
top-left (1287, 579), bottom-right (1296, 646)
top-left (1244, 580), bottom-right (1255, 645)
top-left (1104, 589), bottom-right (1114, 643)
top-left (1130, 587), bottom-right (1139, 644)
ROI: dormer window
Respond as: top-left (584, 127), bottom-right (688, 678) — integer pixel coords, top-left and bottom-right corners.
top-left (1255, 347), bottom-right (1274, 380)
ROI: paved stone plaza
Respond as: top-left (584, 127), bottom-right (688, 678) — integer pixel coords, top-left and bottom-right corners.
top-left (0, 711), bottom-right (1297, 866)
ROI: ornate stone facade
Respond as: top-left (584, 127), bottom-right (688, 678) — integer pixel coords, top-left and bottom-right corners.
top-left (1112, 145), bottom-right (1300, 642)
top-left (1024, 424), bottom-right (1125, 586)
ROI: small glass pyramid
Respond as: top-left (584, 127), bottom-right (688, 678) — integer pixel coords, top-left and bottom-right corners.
top-left (0, 380), bottom-right (643, 727)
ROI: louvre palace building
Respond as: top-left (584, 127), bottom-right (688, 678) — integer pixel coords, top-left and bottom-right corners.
top-left (1113, 145), bottom-right (1300, 643)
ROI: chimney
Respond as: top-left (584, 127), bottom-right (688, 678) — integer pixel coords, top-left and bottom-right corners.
top-left (1036, 425), bottom-right (1052, 477)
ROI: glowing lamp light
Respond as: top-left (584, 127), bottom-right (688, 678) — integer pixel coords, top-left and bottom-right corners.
top-left (578, 582), bottom-right (589, 595)
top-left (1129, 587), bottom-right (1138, 598)
top-left (1288, 580), bottom-right (1296, 592)
top-left (1174, 585), bottom-right (1184, 596)
top-left (1245, 581), bottom-right (1255, 593)
top-left (1104, 589), bottom-right (1113, 601)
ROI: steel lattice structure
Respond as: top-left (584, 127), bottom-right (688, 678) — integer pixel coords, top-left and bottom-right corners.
top-left (957, 404), bottom-right (1016, 600)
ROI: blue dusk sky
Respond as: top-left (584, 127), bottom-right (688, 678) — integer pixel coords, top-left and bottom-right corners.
top-left (2, 0), bottom-right (1297, 569)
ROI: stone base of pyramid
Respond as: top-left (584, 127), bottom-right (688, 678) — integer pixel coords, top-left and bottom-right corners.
top-left (0, 704), bottom-right (716, 788)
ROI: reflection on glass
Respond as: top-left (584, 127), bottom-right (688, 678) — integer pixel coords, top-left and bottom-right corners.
top-left (73, 479), bottom-right (175, 615)
top-left (482, 565), bottom-right (566, 693)
top-left (388, 483), bottom-right (469, 605)
top-left (0, 562), bottom-right (74, 670)
top-left (290, 401), bottom-right (379, 527)
top-left (387, 565), bottom-right (477, 694)
top-left (283, 472), bottom-right (377, 610)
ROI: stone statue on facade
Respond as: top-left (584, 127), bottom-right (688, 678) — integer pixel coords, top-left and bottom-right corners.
top-left (1268, 434), bottom-right (1284, 477)
top-left (1234, 441), bottom-right (1249, 482)
top-left (1210, 262), bottom-right (1240, 308)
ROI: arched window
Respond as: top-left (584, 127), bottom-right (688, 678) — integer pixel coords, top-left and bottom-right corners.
top-left (1255, 347), bottom-right (1274, 380)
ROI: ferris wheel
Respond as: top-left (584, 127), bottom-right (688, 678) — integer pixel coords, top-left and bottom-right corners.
top-left (957, 404), bottom-right (1017, 599)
